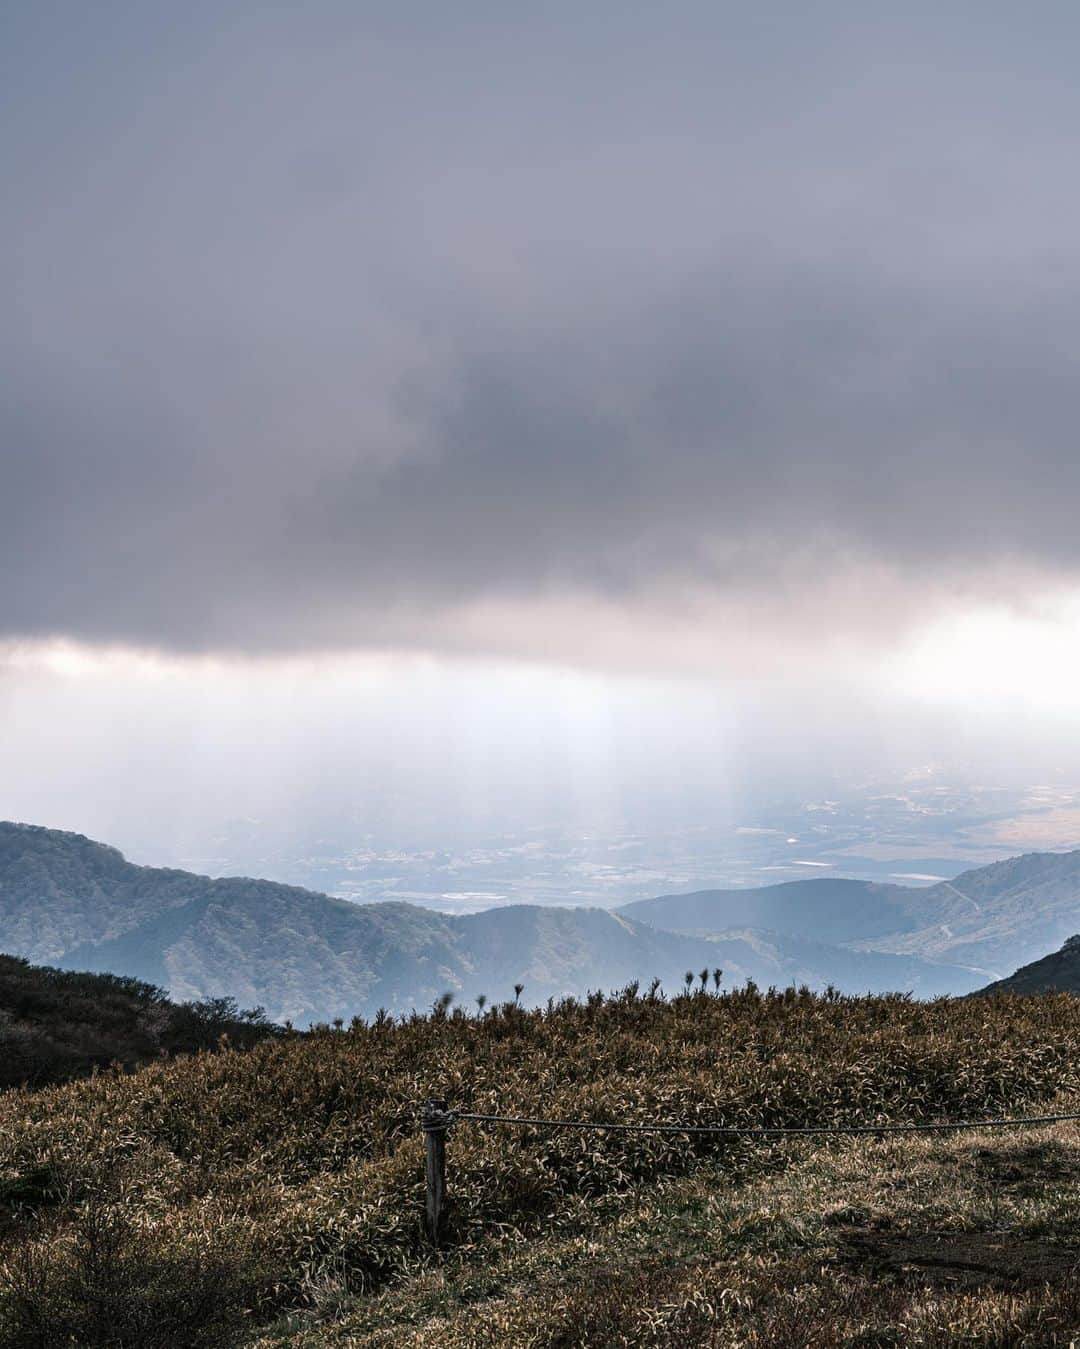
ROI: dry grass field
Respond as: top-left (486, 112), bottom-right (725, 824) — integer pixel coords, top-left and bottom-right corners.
top-left (4, 984), bottom-right (1080, 1345)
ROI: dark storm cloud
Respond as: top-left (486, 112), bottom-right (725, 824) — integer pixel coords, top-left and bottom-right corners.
top-left (5, 2), bottom-right (1080, 657)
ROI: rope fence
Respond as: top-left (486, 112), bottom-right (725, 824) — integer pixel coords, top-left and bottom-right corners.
top-left (452, 1108), bottom-right (1080, 1137)
top-left (420, 1099), bottom-right (1080, 1245)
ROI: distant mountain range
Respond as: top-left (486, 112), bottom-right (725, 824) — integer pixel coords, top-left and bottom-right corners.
top-left (5, 822), bottom-right (1080, 1023)
top-left (620, 851), bottom-right (1080, 980)
top-left (1, 823), bottom-right (727, 1022)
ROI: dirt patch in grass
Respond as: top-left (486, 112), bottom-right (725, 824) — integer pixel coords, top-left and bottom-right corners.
top-left (837, 1227), bottom-right (1080, 1291)
top-left (965, 1140), bottom-right (1080, 1193)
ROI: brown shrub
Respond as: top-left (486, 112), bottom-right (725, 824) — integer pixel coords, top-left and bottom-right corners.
top-left (0, 1192), bottom-right (260, 1349)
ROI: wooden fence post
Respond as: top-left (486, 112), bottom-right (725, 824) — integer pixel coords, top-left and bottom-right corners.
top-left (422, 1098), bottom-right (451, 1247)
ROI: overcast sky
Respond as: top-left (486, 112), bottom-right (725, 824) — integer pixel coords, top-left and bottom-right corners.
top-left (4, 4), bottom-right (1080, 859)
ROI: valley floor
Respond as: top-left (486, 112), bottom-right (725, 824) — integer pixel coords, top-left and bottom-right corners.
top-left (258, 1119), bottom-right (1080, 1347)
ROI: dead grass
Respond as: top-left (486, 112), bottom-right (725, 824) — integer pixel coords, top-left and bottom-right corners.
top-left (5, 987), bottom-right (1080, 1344)
top-left (257, 1124), bottom-right (1080, 1346)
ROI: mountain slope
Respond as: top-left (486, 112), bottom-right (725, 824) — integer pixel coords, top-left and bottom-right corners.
top-left (855, 851), bottom-right (1080, 974)
top-left (619, 878), bottom-right (921, 945)
top-left (0, 822), bottom-right (209, 961)
top-left (977, 935), bottom-right (1080, 995)
top-left (620, 851), bottom-right (1080, 979)
top-left (60, 892), bottom-right (726, 1024)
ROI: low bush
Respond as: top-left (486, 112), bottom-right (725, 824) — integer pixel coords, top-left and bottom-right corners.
top-left (0, 1194), bottom-right (262, 1348)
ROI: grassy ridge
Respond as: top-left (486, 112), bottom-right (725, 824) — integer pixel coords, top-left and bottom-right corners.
top-left (3, 986), bottom-right (1080, 1344)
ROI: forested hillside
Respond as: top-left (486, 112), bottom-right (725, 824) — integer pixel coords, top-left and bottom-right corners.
top-left (0, 954), bottom-right (277, 1089)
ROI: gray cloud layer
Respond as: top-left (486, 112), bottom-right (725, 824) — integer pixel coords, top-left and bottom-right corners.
top-left (4, 3), bottom-right (1080, 661)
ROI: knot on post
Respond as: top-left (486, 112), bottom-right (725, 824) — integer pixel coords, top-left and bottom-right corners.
top-left (421, 1098), bottom-right (455, 1134)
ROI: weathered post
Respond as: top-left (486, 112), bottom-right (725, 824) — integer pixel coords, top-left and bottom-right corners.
top-left (422, 1098), bottom-right (451, 1246)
